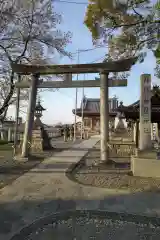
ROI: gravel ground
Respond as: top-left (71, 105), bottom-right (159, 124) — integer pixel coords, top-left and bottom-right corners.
top-left (0, 138), bottom-right (82, 190)
top-left (74, 142), bottom-right (160, 192)
top-left (11, 210), bottom-right (160, 240)
top-left (74, 170), bottom-right (160, 192)
top-left (27, 219), bottom-right (160, 240)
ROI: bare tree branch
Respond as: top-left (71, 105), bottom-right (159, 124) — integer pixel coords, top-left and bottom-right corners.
top-left (0, 0), bottom-right (71, 117)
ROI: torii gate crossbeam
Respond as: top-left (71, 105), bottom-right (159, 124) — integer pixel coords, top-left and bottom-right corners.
top-left (15, 79), bottom-right (127, 88)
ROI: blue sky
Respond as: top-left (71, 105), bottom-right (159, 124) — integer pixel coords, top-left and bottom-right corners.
top-left (9, 0), bottom-right (158, 125)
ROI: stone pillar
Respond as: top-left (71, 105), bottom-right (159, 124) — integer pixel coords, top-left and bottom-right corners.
top-left (155, 123), bottom-right (159, 141)
top-left (8, 128), bottom-right (11, 142)
top-left (0, 131), bottom-right (4, 140)
top-left (151, 123), bottom-right (154, 140)
top-left (21, 73), bottom-right (39, 158)
top-left (100, 73), bottom-right (109, 162)
top-left (152, 123), bottom-right (158, 141)
top-left (136, 121), bottom-right (139, 148)
top-left (139, 74), bottom-right (152, 150)
top-left (90, 118), bottom-right (92, 130)
top-left (133, 123), bottom-right (136, 142)
top-left (64, 129), bottom-right (67, 142)
top-left (70, 128), bottom-right (73, 140)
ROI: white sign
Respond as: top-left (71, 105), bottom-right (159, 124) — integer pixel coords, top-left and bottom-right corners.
top-left (139, 74), bottom-right (151, 150)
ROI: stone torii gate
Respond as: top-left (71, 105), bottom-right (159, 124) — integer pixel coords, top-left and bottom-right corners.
top-left (11, 57), bottom-right (136, 162)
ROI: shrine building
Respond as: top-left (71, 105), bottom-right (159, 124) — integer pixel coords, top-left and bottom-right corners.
top-left (117, 85), bottom-right (160, 146)
top-left (72, 96), bottom-right (119, 133)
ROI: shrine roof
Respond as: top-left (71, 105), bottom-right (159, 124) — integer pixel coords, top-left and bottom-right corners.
top-left (117, 86), bottom-right (160, 122)
top-left (118, 88), bottom-right (160, 111)
top-left (72, 97), bottom-right (117, 116)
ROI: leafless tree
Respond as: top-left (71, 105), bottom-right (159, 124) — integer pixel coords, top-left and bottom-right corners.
top-left (0, 0), bottom-right (71, 122)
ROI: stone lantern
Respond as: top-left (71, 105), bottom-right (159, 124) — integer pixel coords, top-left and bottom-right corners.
top-left (117, 102), bottom-right (125, 120)
top-left (34, 99), bottom-right (46, 123)
top-left (31, 98), bottom-right (47, 151)
top-left (31, 97), bottom-right (52, 151)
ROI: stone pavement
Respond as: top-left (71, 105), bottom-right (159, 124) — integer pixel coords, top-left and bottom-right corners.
top-left (1, 138), bottom-right (160, 239)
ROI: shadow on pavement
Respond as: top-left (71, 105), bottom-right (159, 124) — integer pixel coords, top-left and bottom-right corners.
top-left (1, 191), bottom-right (160, 240)
top-left (0, 146), bottom-right (98, 189)
top-left (0, 143), bottom-right (93, 189)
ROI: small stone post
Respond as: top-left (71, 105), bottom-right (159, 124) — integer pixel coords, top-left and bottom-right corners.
top-left (155, 123), bottom-right (159, 141)
top-left (1, 131), bottom-right (4, 140)
top-left (21, 73), bottom-right (39, 158)
top-left (100, 73), bottom-right (109, 162)
top-left (133, 123), bottom-right (136, 142)
top-left (151, 123), bottom-right (154, 140)
top-left (8, 128), bottom-right (11, 142)
top-left (86, 130), bottom-right (89, 139)
top-left (135, 121), bottom-right (139, 149)
top-left (139, 74), bottom-right (152, 150)
top-left (64, 129), bottom-right (67, 142)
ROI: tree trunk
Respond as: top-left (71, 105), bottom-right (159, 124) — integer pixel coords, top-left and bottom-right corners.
top-left (0, 72), bottom-right (15, 117)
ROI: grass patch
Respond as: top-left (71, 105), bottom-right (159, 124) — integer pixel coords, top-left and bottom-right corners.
top-left (0, 143), bottom-right (13, 151)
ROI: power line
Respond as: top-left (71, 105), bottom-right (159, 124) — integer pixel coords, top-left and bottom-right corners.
top-left (53, 0), bottom-right (88, 4)
top-left (72, 46), bottom-right (106, 55)
top-left (58, 90), bottom-right (75, 99)
top-left (44, 46), bottom-right (106, 61)
top-left (90, 55), bottom-right (105, 63)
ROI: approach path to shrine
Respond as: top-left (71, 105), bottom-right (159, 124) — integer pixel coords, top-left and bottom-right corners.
top-left (1, 138), bottom-right (160, 239)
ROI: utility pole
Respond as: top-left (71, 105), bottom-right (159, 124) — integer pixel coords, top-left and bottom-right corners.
top-left (100, 72), bottom-right (109, 162)
top-left (13, 74), bottom-right (21, 156)
top-left (81, 74), bottom-right (85, 139)
top-left (21, 73), bottom-right (39, 158)
top-left (74, 49), bottom-right (80, 141)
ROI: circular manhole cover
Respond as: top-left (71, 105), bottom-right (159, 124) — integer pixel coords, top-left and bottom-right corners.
top-left (11, 210), bottom-right (160, 240)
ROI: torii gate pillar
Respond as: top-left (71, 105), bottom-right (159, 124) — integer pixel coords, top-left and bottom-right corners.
top-left (21, 73), bottom-right (39, 158)
top-left (100, 73), bottom-right (109, 162)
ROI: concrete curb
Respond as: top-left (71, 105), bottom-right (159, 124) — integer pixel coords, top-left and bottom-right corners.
top-left (65, 150), bottom-right (87, 181)
top-left (67, 160), bottom-right (135, 194)
top-left (66, 138), bottom-right (100, 174)
top-left (65, 139), bottom-right (99, 185)
top-left (66, 144), bottom-right (138, 194)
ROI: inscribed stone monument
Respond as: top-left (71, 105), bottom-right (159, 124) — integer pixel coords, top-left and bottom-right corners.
top-left (139, 74), bottom-right (151, 150)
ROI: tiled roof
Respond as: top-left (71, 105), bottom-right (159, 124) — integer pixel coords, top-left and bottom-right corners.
top-left (80, 98), bottom-right (116, 113)
top-left (123, 92), bottom-right (160, 109)
top-left (72, 97), bottom-right (119, 116)
top-left (83, 98), bottom-right (100, 113)
top-left (128, 100), bottom-right (139, 108)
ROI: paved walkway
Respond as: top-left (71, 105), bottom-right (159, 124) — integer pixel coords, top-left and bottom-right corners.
top-left (1, 138), bottom-right (160, 239)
